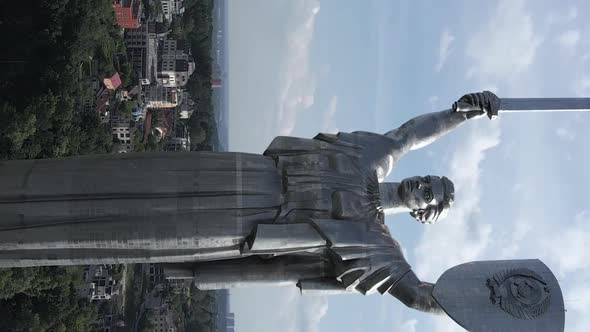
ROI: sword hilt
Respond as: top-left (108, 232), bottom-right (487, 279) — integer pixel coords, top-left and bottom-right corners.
top-left (452, 101), bottom-right (497, 120)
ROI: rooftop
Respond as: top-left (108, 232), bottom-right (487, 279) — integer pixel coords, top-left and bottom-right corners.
top-left (112, 0), bottom-right (141, 29)
top-left (175, 60), bottom-right (189, 72)
top-left (176, 39), bottom-right (190, 53)
top-left (103, 72), bottom-right (122, 90)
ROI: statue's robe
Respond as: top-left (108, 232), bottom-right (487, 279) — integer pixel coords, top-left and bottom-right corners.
top-left (0, 131), bottom-right (410, 295)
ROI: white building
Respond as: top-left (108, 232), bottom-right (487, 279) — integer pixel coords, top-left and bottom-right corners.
top-left (157, 38), bottom-right (195, 88)
top-left (111, 115), bottom-right (134, 152)
top-left (78, 266), bottom-right (121, 302)
top-left (88, 274), bottom-right (119, 301)
top-left (143, 85), bottom-right (179, 109)
top-left (164, 137), bottom-right (190, 151)
top-left (161, 0), bottom-right (185, 22)
top-left (177, 91), bottom-right (195, 119)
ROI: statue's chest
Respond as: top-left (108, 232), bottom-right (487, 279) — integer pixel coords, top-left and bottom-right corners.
top-left (275, 152), bottom-right (383, 222)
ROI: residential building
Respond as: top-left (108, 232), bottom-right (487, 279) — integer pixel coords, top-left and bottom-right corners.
top-left (216, 290), bottom-right (236, 332)
top-left (125, 25), bottom-right (158, 85)
top-left (116, 85), bottom-right (140, 102)
top-left (103, 72), bottom-right (122, 90)
top-left (112, 0), bottom-right (142, 29)
top-left (148, 301), bottom-right (177, 332)
top-left (148, 263), bottom-right (165, 289)
top-left (164, 121), bottom-right (190, 151)
top-left (150, 108), bottom-right (177, 144)
top-left (178, 92), bottom-right (195, 119)
top-left (226, 313), bottom-right (235, 332)
top-left (157, 59), bottom-right (193, 87)
top-left (178, 108), bottom-right (192, 119)
top-left (111, 115), bottom-right (135, 152)
top-left (143, 85), bottom-right (179, 109)
top-left (164, 137), bottom-right (190, 151)
top-left (211, 78), bottom-right (223, 88)
top-left (78, 265), bottom-right (121, 302)
top-left (88, 274), bottom-right (119, 301)
top-left (148, 21), bottom-right (170, 40)
top-left (157, 38), bottom-right (195, 88)
top-left (178, 109), bottom-right (193, 119)
top-left (90, 314), bottom-right (126, 332)
top-left (93, 87), bottom-right (111, 123)
top-left (168, 279), bottom-right (192, 296)
top-left (161, 0), bottom-right (185, 22)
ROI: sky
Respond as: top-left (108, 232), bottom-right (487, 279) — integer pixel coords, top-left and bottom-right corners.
top-left (227, 0), bottom-right (590, 331)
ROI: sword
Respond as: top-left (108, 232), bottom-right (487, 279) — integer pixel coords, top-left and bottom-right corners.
top-left (453, 97), bottom-right (590, 119)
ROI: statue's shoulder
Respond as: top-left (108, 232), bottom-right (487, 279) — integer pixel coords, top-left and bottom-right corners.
top-left (263, 135), bottom-right (325, 156)
top-left (262, 133), bottom-right (359, 157)
top-left (313, 132), bottom-right (339, 143)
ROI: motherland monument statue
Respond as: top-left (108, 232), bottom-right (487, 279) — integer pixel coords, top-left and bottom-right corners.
top-left (0, 91), bottom-right (567, 331)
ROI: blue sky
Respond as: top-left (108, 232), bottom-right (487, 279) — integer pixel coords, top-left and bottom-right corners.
top-left (227, 1), bottom-right (590, 331)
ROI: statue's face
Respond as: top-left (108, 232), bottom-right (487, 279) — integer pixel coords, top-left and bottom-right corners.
top-left (398, 175), bottom-right (445, 210)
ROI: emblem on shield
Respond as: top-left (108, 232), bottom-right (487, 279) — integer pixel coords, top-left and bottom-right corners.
top-left (486, 267), bottom-right (551, 320)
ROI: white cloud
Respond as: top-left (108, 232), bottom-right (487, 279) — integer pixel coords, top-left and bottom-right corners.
top-left (276, 0), bottom-right (321, 135)
top-left (397, 319), bottom-right (418, 332)
top-left (556, 126), bottom-right (575, 141)
top-left (435, 29), bottom-right (455, 72)
top-left (465, 0), bottom-right (542, 84)
top-left (322, 95), bottom-right (339, 133)
top-left (299, 296), bottom-right (329, 332)
top-left (556, 29), bottom-right (580, 49)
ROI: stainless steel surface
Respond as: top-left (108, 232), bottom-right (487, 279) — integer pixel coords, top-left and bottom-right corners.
top-left (500, 97), bottom-right (590, 112)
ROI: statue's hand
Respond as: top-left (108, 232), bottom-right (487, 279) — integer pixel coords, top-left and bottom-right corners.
top-left (453, 90), bottom-right (500, 120)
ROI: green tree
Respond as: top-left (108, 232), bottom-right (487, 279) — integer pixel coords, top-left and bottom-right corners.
top-left (0, 267), bottom-right (97, 331)
top-left (119, 100), bottom-right (137, 117)
top-left (0, 102), bottom-right (37, 158)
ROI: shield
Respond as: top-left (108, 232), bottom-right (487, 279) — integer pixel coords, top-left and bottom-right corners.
top-left (432, 259), bottom-right (564, 332)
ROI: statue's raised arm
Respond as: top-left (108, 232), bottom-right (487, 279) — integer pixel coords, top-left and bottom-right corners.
top-left (384, 91), bottom-right (500, 153)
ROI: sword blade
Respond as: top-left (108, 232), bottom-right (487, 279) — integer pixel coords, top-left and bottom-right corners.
top-left (500, 98), bottom-right (590, 113)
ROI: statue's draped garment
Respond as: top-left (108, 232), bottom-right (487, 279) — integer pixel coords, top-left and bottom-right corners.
top-left (0, 131), bottom-right (411, 295)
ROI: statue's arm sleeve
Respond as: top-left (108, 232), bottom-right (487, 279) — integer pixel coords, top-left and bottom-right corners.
top-left (388, 269), bottom-right (444, 314)
top-left (384, 109), bottom-right (468, 152)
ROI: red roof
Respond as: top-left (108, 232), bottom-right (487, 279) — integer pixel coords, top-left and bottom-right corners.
top-left (104, 72), bottom-right (122, 90)
top-left (112, 0), bottom-right (140, 29)
top-left (143, 111), bottom-right (152, 143)
top-left (94, 88), bottom-right (110, 114)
